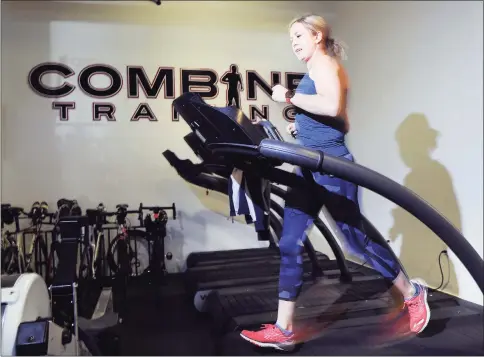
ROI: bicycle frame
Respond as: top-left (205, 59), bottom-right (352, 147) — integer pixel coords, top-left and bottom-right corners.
top-left (92, 230), bottom-right (105, 279)
top-left (2, 230), bottom-right (23, 274)
top-left (1, 207), bottom-right (24, 274)
top-left (23, 225), bottom-right (44, 273)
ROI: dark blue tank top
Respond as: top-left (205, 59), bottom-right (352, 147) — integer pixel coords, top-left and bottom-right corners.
top-left (294, 74), bottom-right (349, 157)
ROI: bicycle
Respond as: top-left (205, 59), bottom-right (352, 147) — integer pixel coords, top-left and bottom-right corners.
top-left (106, 204), bottom-right (148, 277)
top-left (85, 203), bottom-right (108, 280)
top-left (23, 201), bottom-right (55, 277)
top-left (2, 202), bottom-right (55, 279)
top-left (140, 203), bottom-right (177, 282)
top-left (1, 204), bottom-right (23, 274)
top-left (104, 204), bottom-right (145, 323)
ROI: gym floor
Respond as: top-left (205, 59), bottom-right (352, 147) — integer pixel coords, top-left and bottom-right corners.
top-left (99, 274), bottom-right (484, 356)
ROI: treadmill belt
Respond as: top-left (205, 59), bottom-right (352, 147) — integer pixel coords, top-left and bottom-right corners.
top-left (218, 312), bottom-right (484, 355)
top-left (191, 253), bottom-right (287, 267)
top-left (192, 260), bottom-right (379, 302)
top-left (186, 247), bottom-right (279, 268)
top-left (188, 249), bottom-right (328, 268)
top-left (188, 251), bottom-right (328, 274)
top-left (208, 271), bottom-right (483, 334)
top-left (186, 253), bottom-right (329, 288)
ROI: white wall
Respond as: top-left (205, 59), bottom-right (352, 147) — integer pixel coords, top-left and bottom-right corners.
top-left (1, 1), bottom-right (340, 271)
top-left (330, 1), bottom-right (483, 305)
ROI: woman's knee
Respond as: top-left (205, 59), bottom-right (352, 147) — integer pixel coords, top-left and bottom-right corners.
top-left (279, 233), bottom-right (304, 257)
top-left (278, 208), bottom-right (312, 257)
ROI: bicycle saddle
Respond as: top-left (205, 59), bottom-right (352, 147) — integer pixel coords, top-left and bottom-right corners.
top-left (57, 198), bottom-right (76, 208)
top-left (86, 202), bottom-right (105, 216)
top-left (116, 204), bottom-right (129, 211)
top-left (70, 201), bottom-right (82, 216)
top-left (86, 209), bottom-right (101, 218)
top-left (1, 205), bottom-right (21, 226)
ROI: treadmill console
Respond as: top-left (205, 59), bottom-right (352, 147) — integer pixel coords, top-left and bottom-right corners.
top-left (173, 92), bottom-right (281, 146)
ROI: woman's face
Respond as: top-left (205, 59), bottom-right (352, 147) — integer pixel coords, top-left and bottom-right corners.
top-left (289, 22), bottom-right (321, 62)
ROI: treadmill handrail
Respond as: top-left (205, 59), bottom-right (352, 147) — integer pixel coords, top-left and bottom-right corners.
top-left (258, 138), bottom-right (484, 294)
top-left (259, 139), bottom-right (323, 170)
top-left (207, 142), bottom-right (260, 157)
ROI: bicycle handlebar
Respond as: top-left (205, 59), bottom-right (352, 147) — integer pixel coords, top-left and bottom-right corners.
top-left (139, 202), bottom-right (177, 220)
top-left (4, 201), bottom-right (178, 231)
top-left (1, 203), bottom-right (55, 232)
top-left (20, 207), bottom-right (55, 224)
top-left (102, 210), bottom-right (141, 217)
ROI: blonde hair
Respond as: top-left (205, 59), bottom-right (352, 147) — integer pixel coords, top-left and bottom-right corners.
top-left (289, 14), bottom-right (347, 60)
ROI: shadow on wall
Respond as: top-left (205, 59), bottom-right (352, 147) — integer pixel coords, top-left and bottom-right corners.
top-left (390, 113), bottom-right (461, 296)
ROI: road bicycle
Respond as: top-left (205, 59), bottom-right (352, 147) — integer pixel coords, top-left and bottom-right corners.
top-left (140, 203), bottom-right (177, 281)
top-left (1, 202), bottom-right (55, 279)
top-left (1, 204), bottom-right (23, 274)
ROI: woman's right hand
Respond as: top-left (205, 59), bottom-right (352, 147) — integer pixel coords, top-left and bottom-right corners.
top-left (286, 122), bottom-right (296, 135)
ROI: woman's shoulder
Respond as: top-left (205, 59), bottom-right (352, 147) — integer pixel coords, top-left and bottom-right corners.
top-left (310, 56), bottom-right (350, 89)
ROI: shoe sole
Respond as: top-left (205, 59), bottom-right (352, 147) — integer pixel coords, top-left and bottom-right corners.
top-left (239, 333), bottom-right (295, 351)
top-left (411, 278), bottom-right (431, 333)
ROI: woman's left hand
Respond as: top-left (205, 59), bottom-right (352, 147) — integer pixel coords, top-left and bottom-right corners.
top-left (271, 84), bottom-right (288, 103)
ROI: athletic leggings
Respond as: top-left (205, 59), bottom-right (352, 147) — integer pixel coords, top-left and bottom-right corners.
top-left (278, 153), bottom-right (402, 301)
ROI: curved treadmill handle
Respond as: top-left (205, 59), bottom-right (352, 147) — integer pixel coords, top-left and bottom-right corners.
top-left (207, 142), bottom-right (260, 157)
top-left (259, 139), bottom-right (323, 170)
top-left (259, 139), bottom-right (484, 293)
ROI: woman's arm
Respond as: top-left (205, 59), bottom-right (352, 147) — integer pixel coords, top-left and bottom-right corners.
top-left (290, 59), bottom-right (347, 117)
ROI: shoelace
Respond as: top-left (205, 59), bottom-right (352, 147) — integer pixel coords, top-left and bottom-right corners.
top-left (405, 297), bottom-right (422, 311)
top-left (259, 324), bottom-right (277, 330)
top-left (258, 324), bottom-right (291, 339)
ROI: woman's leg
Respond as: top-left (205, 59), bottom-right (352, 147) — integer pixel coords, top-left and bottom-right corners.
top-left (240, 206), bottom-right (315, 350)
top-left (318, 154), bottom-right (430, 334)
top-left (276, 207), bottom-right (315, 330)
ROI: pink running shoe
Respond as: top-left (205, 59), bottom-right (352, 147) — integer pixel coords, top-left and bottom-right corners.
top-left (405, 278), bottom-right (431, 333)
top-left (240, 324), bottom-right (295, 351)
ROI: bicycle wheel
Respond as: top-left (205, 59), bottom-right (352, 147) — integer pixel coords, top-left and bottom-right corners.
top-left (46, 240), bottom-right (60, 284)
top-left (33, 236), bottom-right (49, 278)
top-left (107, 230), bottom-right (149, 276)
top-left (78, 243), bottom-right (93, 281)
top-left (2, 246), bottom-right (19, 274)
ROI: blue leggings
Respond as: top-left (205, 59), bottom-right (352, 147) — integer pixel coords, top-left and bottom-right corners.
top-left (278, 153), bottom-right (402, 301)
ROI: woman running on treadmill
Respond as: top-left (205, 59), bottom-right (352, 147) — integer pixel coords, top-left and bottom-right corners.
top-left (240, 14), bottom-right (431, 350)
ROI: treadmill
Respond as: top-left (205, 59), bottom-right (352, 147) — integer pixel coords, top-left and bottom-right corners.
top-left (164, 153), bottom-right (379, 312)
top-left (163, 94), bottom-right (386, 309)
top-left (166, 119), bottom-right (353, 278)
top-left (163, 147), bottom-right (349, 299)
top-left (165, 92), bottom-right (484, 351)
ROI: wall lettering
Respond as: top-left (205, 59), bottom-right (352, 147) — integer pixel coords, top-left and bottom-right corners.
top-left (27, 62), bottom-right (304, 123)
